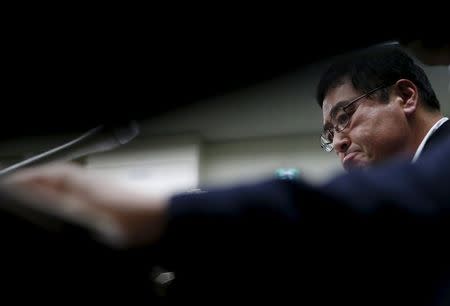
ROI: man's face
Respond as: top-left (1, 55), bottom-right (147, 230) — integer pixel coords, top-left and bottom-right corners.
top-left (322, 82), bottom-right (411, 171)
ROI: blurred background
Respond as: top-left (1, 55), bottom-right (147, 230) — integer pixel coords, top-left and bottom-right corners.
top-left (1, 41), bottom-right (448, 196)
top-left (2, 11), bottom-right (448, 196)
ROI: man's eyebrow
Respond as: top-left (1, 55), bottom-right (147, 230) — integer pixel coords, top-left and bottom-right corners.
top-left (328, 100), bottom-right (350, 120)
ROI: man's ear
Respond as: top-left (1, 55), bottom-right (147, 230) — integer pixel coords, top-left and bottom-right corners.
top-left (395, 79), bottom-right (418, 116)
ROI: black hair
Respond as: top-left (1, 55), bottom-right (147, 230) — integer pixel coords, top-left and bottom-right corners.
top-left (316, 44), bottom-right (440, 111)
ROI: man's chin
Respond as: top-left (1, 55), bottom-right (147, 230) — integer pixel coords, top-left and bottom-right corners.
top-left (343, 159), bottom-right (370, 172)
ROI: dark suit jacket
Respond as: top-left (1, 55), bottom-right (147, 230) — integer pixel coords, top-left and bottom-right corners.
top-left (421, 119), bottom-right (450, 156)
top-left (160, 119), bottom-right (450, 305)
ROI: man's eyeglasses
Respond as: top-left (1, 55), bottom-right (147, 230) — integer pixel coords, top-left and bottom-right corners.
top-left (320, 84), bottom-right (391, 152)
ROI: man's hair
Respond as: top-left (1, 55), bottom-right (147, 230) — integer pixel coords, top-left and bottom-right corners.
top-left (316, 44), bottom-right (440, 111)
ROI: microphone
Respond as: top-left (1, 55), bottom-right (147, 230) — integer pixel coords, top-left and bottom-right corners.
top-left (0, 120), bottom-right (140, 177)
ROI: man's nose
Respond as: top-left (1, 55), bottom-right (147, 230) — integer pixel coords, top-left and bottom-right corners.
top-left (333, 133), bottom-right (351, 155)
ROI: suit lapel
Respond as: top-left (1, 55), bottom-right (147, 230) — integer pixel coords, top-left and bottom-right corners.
top-left (421, 119), bottom-right (450, 156)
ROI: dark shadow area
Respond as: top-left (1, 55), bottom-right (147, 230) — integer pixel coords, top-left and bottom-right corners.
top-left (3, 18), bottom-right (433, 139)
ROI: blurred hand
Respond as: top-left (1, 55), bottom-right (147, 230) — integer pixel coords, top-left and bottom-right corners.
top-left (1, 163), bottom-right (168, 248)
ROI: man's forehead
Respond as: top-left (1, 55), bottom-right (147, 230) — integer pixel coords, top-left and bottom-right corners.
top-left (322, 83), bottom-right (357, 117)
top-left (322, 94), bottom-right (343, 120)
top-left (322, 101), bottom-right (333, 115)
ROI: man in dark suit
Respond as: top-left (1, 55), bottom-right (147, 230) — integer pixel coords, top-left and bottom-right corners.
top-left (1, 44), bottom-right (450, 305)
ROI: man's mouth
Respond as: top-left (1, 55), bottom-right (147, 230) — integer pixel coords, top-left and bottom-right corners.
top-left (342, 151), bottom-right (361, 170)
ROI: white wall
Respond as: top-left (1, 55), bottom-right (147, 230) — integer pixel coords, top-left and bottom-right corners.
top-left (84, 135), bottom-right (201, 197)
top-left (80, 131), bottom-right (342, 194)
top-left (200, 133), bottom-right (342, 188)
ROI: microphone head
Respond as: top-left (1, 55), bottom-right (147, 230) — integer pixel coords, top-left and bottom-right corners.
top-left (83, 120), bottom-right (140, 154)
top-left (112, 120), bottom-right (140, 145)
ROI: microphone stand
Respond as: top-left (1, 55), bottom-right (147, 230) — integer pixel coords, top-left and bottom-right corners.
top-left (0, 121), bottom-right (140, 177)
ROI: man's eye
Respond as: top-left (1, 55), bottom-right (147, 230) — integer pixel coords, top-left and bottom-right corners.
top-left (336, 113), bottom-right (349, 125)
